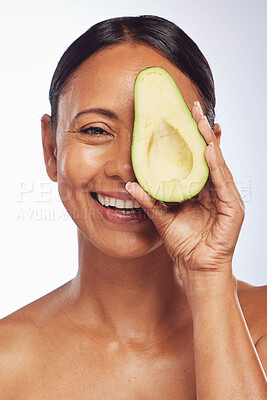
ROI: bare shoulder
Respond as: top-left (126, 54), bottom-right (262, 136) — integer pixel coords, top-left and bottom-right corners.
top-left (0, 307), bottom-right (41, 396)
top-left (0, 282), bottom-right (71, 396)
top-left (236, 279), bottom-right (267, 344)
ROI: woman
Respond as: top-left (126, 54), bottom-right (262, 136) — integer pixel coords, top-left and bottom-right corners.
top-left (0, 15), bottom-right (266, 398)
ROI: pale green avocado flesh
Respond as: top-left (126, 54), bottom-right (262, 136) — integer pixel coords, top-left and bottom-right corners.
top-left (131, 67), bottom-right (209, 202)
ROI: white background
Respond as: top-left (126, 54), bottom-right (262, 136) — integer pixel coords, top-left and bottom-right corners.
top-left (1, 0), bottom-right (266, 318)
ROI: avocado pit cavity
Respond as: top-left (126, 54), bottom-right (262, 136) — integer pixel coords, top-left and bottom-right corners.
top-left (148, 119), bottom-right (193, 181)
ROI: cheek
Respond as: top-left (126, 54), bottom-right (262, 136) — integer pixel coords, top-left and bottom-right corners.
top-left (57, 142), bottom-right (104, 203)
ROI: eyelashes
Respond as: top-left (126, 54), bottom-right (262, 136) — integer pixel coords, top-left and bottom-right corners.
top-left (79, 126), bottom-right (108, 136)
top-left (67, 123), bottom-right (115, 140)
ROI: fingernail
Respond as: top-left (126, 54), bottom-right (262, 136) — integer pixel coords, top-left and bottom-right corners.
top-left (125, 182), bottom-right (132, 193)
top-left (194, 101), bottom-right (204, 116)
top-left (200, 115), bottom-right (210, 126)
top-left (209, 141), bottom-right (214, 147)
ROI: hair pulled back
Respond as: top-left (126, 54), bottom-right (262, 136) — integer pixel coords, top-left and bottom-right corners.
top-left (49, 15), bottom-right (215, 133)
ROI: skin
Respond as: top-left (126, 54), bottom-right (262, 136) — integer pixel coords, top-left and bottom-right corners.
top-left (0, 43), bottom-right (266, 399)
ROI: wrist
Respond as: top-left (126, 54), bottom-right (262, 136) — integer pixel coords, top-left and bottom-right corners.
top-left (180, 266), bottom-right (237, 307)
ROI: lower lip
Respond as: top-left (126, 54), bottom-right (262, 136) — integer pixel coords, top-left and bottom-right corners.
top-left (91, 194), bottom-right (148, 224)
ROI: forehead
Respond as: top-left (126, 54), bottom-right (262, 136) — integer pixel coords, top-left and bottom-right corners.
top-left (58, 43), bottom-right (199, 125)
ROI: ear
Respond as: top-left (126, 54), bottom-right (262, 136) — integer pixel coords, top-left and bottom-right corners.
top-left (41, 114), bottom-right (57, 182)
top-left (214, 123), bottom-right (221, 145)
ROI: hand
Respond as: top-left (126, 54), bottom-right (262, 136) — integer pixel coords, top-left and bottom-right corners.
top-left (126, 102), bottom-right (245, 286)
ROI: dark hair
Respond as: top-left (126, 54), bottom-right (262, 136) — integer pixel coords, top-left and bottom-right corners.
top-left (49, 15), bottom-right (215, 133)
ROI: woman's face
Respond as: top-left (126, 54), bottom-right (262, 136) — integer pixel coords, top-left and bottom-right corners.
top-left (46, 43), bottom-right (200, 258)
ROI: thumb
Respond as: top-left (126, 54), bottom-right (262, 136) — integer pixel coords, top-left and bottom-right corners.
top-left (125, 181), bottom-right (170, 227)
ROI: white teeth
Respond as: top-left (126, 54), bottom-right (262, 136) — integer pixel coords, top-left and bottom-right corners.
top-left (115, 198), bottom-right (125, 209)
top-left (117, 209), bottom-right (139, 215)
top-left (98, 194), bottom-right (105, 206)
top-left (96, 193), bottom-right (141, 209)
top-left (109, 197), bottom-right (116, 207)
top-left (125, 200), bottom-right (133, 209)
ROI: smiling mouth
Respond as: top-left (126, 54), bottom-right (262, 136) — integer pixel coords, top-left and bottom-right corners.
top-left (91, 192), bottom-right (145, 215)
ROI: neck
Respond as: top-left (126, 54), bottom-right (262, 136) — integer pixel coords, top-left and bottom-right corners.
top-left (70, 230), bottom-right (190, 345)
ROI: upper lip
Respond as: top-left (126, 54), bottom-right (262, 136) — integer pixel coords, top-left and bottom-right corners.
top-left (91, 191), bottom-right (137, 202)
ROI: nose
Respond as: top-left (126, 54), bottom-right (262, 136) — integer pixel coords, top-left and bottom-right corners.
top-left (104, 134), bottom-right (136, 183)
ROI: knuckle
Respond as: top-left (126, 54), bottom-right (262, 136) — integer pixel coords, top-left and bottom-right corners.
top-left (234, 203), bottom-right (245, 221)
top-left (240, 205), bottom-right (245, 220)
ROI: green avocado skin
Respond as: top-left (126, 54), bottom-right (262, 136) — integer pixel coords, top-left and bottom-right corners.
top-left (131, 67), bottom-right (209, 203)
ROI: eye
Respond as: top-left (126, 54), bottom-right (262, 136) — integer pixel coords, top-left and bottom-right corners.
top-left (79, 126), bottom-right (108, 136)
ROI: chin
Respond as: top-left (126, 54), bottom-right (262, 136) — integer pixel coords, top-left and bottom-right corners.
top-left (78, 226), bottom-right (164, 259)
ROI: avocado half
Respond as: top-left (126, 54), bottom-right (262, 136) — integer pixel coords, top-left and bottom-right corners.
top-left (131, 67), bottom-right (209, 202)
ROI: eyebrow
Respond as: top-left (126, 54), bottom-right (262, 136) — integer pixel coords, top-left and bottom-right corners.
top-left (71, 108), bottom-right (119, 124)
